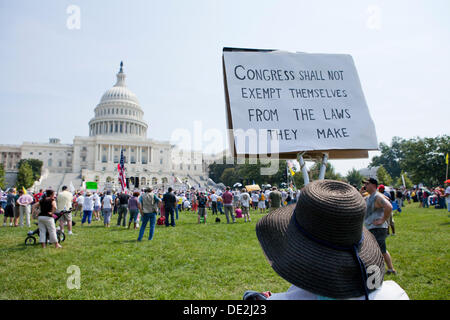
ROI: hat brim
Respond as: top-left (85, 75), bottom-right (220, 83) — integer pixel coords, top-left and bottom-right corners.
top-left (256, 204), bottom-right (385, 299)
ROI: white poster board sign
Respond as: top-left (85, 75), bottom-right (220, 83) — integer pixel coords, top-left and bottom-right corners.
top-left (223, 48), bottom-right (378, 159)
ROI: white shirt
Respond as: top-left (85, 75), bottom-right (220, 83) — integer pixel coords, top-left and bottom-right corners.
top-left (83, 195), bottom-right (94, 211)
top-left (76, 195), bottom-right (84, 208)
top-left (93, 193), bottom-right (101, 206)
top-left (102, 194), bottom-right (113, 209)
top-left (210, 194), bottom-right (218, 202)
top-left (268, 281), bottom-right (409, 300)
top-left (251, 193), bottom-right (260, 203)
top-left (57, 190), bottom-right (73, 211)
top-left (240, 193), bottom-right (251, 207)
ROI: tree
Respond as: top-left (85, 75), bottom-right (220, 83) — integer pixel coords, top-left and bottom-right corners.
top-left (219, 167), bottom-right (239, 187)
top-left (309, 162), bottom-right (344, 181)
top-left (376, 165), bottom-right (393, 186)
top-left (370, 137), bottom-right (403, 180)
top-left (0, 163), bottom-right (5, 190)
top-left (17, 159), bottom-right (43, 181)
top-left (16, 162), bottom-right (34, 190)
top-left (345, 168), bottom-right (365, 189)
top-left (398, 136), bottom-right (449, 186)
top-left (394, 171), bottom-right (413, 189)
top-left (370, 135), bottom-right (450, 187)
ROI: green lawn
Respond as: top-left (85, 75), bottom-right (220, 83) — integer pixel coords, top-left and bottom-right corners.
top-left (0, 203), bottom-right (448, 300)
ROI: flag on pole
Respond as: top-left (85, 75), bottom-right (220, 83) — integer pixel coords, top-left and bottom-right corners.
top-left (287, 160), bottom-right (296, 176)
top-left (446, 153), bottom-right (448, 165)
top-left (118, 148), bottom-right (127, 192)
top-left (22, 186), bottom-right (27, 194)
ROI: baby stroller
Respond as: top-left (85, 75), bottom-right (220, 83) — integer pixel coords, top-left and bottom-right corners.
top-left (25, 209), bottom-right (72, 246)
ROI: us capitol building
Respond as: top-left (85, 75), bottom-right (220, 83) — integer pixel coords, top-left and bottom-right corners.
top-left (1, 62), bottom-right (216, 191)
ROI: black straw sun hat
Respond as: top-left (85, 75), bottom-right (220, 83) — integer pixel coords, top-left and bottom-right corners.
top-left (256, 179), bottom-right (385, 299)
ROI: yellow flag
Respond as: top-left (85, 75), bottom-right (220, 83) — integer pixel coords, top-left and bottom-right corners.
top-left (22, 187), bottom-right (27, 194)
top-left (289, 167), bottom-right (295, 176)
top-left (446, 153), bottom-right (448, 165)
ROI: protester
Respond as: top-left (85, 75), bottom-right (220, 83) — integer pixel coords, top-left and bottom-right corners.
top-left (197, 192), bottom-right (208, 224)
top-left (81, 191), bottom-right (95, 226)
top-left (3, 188), bottom-right (16, 226)
top-left (56, 186), bottom-right (74, 235)
top-left (251, 192), bottom-right (259, 210)
top-left (268, 187), bottom-right (282, 211)
top-left (252, 180), bottom-right (408, 300)
top-left (378, 185), bottom-right (395, 236)
top-left (362, 178), bottom-right (397, 275)
top-left (210, 190), bottom-right (218, 215)
top-left (138, 187), bottom-right (161, 241)
top-left (32, 189), bottom-right (62, 249)
top-left (222, 187), bottom-right (235, 223)
top-left (116, 191), bottom-right (130, 227)
top-left (258, 191), bottom-right (266, 213)
top-left (162, 187), bottom-right (176, 227)
top-left (93, 192), bottom-right (102, 221)
top-left (17, 189), bottom-right (34, 227)
top-left (128, 191), bottom-right (141, 229)
top-left (239, 188), bottom-right (251, 222)
top-left (102, 190), bottom-right (114, 227)
top-left (445, 181), bottom-right (450, 212)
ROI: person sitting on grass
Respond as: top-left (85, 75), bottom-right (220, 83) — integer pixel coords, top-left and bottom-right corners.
top-left (246, 180), bottom-right (408, 300)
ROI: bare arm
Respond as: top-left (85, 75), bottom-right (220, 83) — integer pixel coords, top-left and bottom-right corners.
top-left (373, 194), bottom-right (392, 226)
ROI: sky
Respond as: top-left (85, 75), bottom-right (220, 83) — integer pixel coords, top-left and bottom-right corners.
top-left (1, 0), bottom-right (449, 176)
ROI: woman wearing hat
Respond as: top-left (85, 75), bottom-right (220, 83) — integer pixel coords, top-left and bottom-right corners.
top-left (254, 180), bottom-right (408, 300)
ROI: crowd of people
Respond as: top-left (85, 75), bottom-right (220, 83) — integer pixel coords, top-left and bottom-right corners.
top-left (2, 178), bottom-right (449, 300)
top-left (0, 184), bottom-right (301, 245)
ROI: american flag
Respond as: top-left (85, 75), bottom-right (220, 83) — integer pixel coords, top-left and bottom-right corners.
top-left (118, 148), bottom-right (126, 192)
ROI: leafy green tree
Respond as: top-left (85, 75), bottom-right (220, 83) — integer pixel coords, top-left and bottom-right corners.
top-left (370, 135), bottom-right (449, 187)
top-left (370, 137), bottom-right (403, 180)
top-left (0, 163), bottom-right (5, 190)
top-left (17, 159), bottom-right (43, 181)
top-left (16, 162), bottom-right (34, 190)
top-left (345, 168), bottom-right (365, 189)
top-left (309, 162), bottom-right (344, 181)
top-left (394, 171), bottom-right (413, 189)
top-left (376, 165), bottom-right (393, 186)
top-left (398, 136), bottom-right (449, 186)
top-left (219, 167), bottom-right (239, 187)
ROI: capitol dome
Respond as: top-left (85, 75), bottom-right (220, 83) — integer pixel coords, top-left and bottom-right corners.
top-left (88, 62), bottom-right (148, 138)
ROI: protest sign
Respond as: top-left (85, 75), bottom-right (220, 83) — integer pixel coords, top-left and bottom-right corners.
top-left (85, 181), bottom-right (98, 191)
top-left (222, 47), bottom-right (378, 159)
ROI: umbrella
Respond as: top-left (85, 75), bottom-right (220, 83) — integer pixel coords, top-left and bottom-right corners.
top-left (445, 179), bottom-right (450, 184)
top-left (233, 182), bottom-right (242, 188)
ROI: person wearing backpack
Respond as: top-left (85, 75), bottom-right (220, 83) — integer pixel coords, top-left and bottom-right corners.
top-left (138, 187), bottom-right (161, 241)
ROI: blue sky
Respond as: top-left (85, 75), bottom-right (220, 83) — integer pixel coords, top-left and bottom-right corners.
top-left (1, 0), bottom-right (449, 175)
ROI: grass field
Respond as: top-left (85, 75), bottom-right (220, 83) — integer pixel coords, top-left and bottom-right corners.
top-left (0, 202), bottom-right (449, 300)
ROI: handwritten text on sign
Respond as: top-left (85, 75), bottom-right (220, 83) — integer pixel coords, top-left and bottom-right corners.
top-left (223, 51), bottom-right (378, 155)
